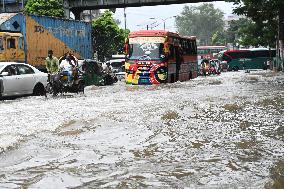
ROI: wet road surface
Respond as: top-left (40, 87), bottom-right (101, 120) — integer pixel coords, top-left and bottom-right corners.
top-left (0, 70), bottom-right (284, 189)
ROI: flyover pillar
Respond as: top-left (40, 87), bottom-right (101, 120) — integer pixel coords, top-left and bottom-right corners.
top-left (278, 7), bottom-right (284, 71)
top-left (63, 0), bottom-right (70, 19)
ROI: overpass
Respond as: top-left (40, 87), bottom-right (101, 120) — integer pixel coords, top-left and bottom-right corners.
top-left (64, 0), bottom-right (222, 19)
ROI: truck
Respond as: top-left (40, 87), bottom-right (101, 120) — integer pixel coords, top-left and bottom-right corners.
top-left (0, 13), bottom-right (93, 71)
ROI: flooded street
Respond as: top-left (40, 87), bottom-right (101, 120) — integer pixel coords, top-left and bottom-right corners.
top-left (0, 70), bottom-right (284, 189)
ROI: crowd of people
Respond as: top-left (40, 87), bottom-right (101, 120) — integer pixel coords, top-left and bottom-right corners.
top-left (45, 50), bottom-right (116, 88)
top-left (199, 58), bottom-right (222, 76)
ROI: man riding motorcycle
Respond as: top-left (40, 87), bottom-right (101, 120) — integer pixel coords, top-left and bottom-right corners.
top-left (102, 61), bottom-right (118, 85)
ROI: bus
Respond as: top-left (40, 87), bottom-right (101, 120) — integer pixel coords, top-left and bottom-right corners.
top-left (218, 48), bottom-right (276, 71)
top-left (124, 30), bottom-right (198, 85)
top-left (197, 45), bottom-right (227, 59)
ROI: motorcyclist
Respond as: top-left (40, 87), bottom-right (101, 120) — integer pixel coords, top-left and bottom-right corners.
top-left (102, 61), bottom-right (117, 84)
top-left (59, 53), bottom-right (78, 85)
top-left (201, 58), bottom-right (209, 76)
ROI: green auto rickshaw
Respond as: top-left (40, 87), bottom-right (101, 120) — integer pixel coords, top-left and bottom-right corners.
top-left (78, 59), bottom-right (105, 86)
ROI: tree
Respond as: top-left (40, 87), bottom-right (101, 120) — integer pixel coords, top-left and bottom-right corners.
top-left (212, 31), bottom-right (227, 45)
top-left (92, 11), bottom-right (129, 62)
top-left (24, 0), bottom-right (64, 17)
top-left (223, 17), bottom-right (257, 47)
top-left (226, 0), bottom-right (284, 47)
top-left (175, 3), bottom-right (224, 45)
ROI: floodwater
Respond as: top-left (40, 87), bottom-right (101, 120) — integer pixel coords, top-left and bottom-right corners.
top-left (0, 71), bottom-right (284, 189)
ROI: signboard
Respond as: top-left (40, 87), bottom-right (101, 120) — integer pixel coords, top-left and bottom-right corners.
top-left (129, 37), bottom-right (165, 44)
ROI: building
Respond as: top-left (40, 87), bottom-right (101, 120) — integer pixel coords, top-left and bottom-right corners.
top-left (81, 10), bottom-right (100, 22)
top-left (0, 0), bottom-right (25, 13)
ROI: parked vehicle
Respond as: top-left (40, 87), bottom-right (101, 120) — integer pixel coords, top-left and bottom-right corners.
top-left (102, 71), bottom-right (118, 85)
top-left (220, 61), bottom-right (228, 72)
top-left (218, 48), bottom-right (276, 71)
top-left (109, 55), bottom-right (126, 80)
top-left (0, 62), bottom-right (48, 98)
top-left (78, 59), bottom-right (105, 86)
top-left (198, 45), bottom-right (227, 59)
top-left (0, 13), bottom-right (93, 71)
top-left (124, 30), bottom-right (198, 85)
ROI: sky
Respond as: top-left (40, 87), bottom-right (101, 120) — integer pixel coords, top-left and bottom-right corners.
top-left (113, 1), bottom-right (236, 32)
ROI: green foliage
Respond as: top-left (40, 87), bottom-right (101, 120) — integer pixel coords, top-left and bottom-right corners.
top-left (226, 0), bottom-right (284, 47)
top-left (92, 11), bottom-right (129, 62)
top-left (176, 3), bottom-right (224, 45)
top-left (24, 0), bottom-right (64, 17)
top-left (212, 31), bottom-right (227, 45)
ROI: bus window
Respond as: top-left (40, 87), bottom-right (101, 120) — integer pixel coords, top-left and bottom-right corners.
top-left (0, 37), bottom-right (4, 51)
top-left (223, 54), bottom-right (232, 62)
top-left (128, 42), bottom-right (164, 60)
top-left (7, 38), bottom-right (16, 49)
top-left (226, 51), bottom-right (251, 59)
top-left (18, 37), bottom-right (24, 49)
top-left (169, 45), bottom-right (175, 59)
top-left (189, 40), bottom-right (197, 55)
top-left (252, 50), bottom-right (270, 57)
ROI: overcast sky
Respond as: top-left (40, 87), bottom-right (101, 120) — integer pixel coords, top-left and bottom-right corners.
top-left (113, 1), bottom-right (236, 32)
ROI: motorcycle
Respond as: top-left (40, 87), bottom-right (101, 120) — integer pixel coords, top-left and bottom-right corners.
top-left (46, 73), bottom-right (62, 96)
top-left (59, 69), bottom-right (85, 93)
top-left (102, 71), bottom-right (118, 85)
top-left (46, 69), bottom-right (85, 96)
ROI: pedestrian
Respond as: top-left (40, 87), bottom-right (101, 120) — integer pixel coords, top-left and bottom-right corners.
top-left (266, 59), bottom-right (272, 70)
top-left (103, 61), bottom-right (113, 74)
top-left (45, 49), bottom-right (59, 74)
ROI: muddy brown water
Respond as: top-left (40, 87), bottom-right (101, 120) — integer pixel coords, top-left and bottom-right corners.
top-left (0, 71), bottom-right (283, 189)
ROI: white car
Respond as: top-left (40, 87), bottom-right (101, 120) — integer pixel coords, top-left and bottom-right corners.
top-left (109, 59), bottom-right (125, 81)
top-left (0, 62), bottom-right (48, 98)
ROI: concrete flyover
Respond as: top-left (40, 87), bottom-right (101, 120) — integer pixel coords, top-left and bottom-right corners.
top-left (64, 0), bottom-right (222, 19)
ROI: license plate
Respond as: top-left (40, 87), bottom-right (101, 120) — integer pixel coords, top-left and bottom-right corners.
top-left (140, 78), bottom-right (148, 83)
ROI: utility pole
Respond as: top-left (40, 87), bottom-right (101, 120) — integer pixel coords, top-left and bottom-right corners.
top-left (124, 0), bottom-right (126, 30)
top-left (124, 8), bottom-right (126, 30)
top-left (279, 7), bottom-right (284, 71)
top-left (2, 0), bottom-right (5, 13)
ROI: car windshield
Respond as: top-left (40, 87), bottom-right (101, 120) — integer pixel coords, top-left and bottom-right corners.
top-left (111, 61), bottom-right (124, 68)
top-left (0, 64), bottom-right (5, 71)
top-left (128, 43), bottom-right (164, 61)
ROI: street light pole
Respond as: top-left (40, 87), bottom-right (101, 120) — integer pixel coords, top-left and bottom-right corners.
top-left (123, 0), bottom-right (126, 30)
top-left (150, 16), bottom-right (176, 31)
top-left (2, 0), bottom-right (5, 13)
